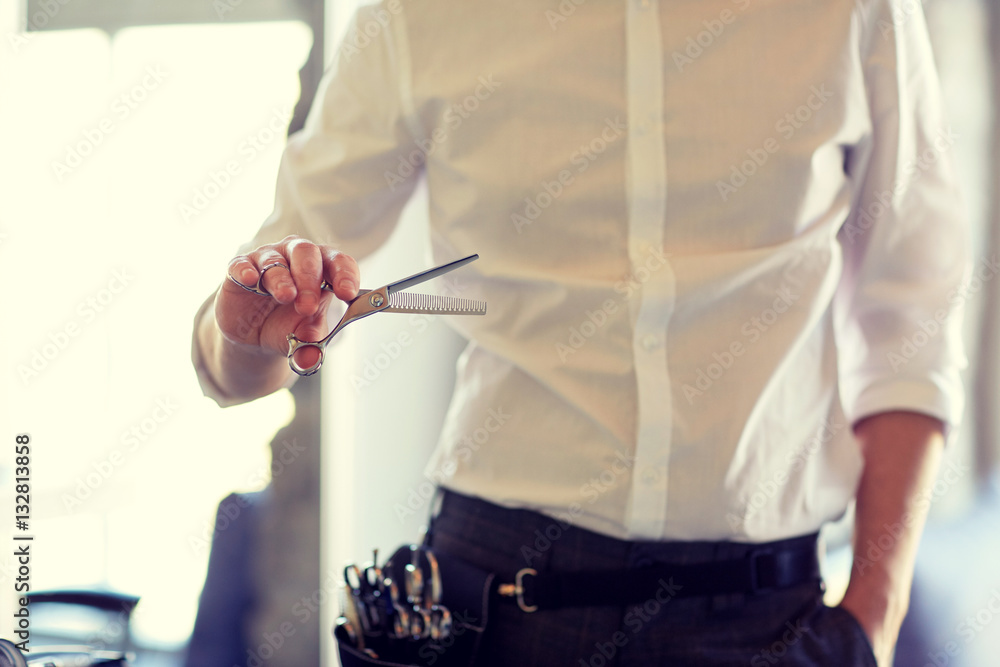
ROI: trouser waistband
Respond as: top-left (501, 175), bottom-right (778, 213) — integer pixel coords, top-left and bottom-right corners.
top-left (430, 489), bottom-right (822, 610)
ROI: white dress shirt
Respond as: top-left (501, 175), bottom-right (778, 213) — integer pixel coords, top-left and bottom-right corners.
top-left (193, 0), bottom-right (968, 542)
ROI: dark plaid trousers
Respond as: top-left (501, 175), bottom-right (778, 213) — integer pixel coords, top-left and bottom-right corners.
top-left (426, 489), bottom-right (877, 667)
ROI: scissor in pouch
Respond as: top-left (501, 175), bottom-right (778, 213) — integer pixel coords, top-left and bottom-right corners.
top-left (335, 545), bottom-right (494, 667)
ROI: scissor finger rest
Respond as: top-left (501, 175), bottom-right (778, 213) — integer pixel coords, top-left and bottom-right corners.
top-left (286, 287), bottom-right (389, 376)
top-left (286, 337), bottom-right (327, 376)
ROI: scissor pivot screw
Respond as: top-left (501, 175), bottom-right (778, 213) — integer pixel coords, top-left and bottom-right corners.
top-left (370, 294), bottom-right (385, 307)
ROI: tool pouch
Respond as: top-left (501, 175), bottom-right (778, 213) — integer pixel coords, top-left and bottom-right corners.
top-left (335, 545), bottom-right (493, 667)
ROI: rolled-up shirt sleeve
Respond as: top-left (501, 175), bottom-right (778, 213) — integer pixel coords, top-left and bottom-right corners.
top-left (246, 4), bottom-right (421, 254)
top-left (834, 0), bottom-right (969, 433)
top-left (192, 3), bottom-right (422, 404)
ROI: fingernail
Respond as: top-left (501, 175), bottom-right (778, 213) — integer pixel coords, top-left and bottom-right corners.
top-left (337, 278), bottom-right (358, 294)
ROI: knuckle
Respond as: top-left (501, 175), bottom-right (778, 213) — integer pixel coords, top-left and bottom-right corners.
top-left (298, 247), bottom-right (322, 263)
top-left (286, 236), bottom-right (318, 252)
top-left (253, 240), bottom-right (281, 254)
top-left (330, 251), bottom-right (358, 271)
top-left (251, 248), bottom-right (280, 264)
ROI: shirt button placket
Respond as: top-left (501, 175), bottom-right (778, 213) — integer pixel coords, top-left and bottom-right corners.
top-left (624, 0), bottom-right (673, 539)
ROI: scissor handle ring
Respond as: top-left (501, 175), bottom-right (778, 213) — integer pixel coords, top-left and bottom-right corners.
top-left (228, 262), bottom-right (289, 297)
top-left (286, 334), bottom-right (326, 376)
top-left (410, 607), bottom-right (431, 640)
top-left (429, 605), bottom-right (452, 641)
top-left (0, 639), bottom-right (28, 667)
top-left (344, 565), bottom-right (363, 590)
top-left (392, 603), bottom-right (410, 639)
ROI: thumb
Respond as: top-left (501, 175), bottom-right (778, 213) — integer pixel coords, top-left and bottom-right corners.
top-left (285, 300), bottom-right (335, 374)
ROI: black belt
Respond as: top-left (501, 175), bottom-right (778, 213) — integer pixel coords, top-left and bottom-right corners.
top-left (497, 541), bottom-right (821, 612)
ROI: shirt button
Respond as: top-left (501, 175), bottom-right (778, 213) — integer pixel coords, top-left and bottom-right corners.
top-left (635, 123), bottom-right (649, 136)
top-left (641, 468), bottom-right (659, 485)
top-left (641, 334), bottom-right (660, 351)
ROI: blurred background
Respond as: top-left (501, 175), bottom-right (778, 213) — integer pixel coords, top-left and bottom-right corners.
top-left (0, 0), bottom-right (997, 666)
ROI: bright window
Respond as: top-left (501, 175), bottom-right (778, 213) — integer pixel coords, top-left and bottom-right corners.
top-left (1, 19), bottom-right (311, 650)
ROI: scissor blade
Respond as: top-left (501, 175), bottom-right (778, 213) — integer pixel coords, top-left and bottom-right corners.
top-left (386, 254), bottom-right (479, 295)
top-left (384, 292), bottom-right (487, 315)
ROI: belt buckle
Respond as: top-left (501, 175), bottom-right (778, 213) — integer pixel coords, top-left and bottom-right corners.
top-left (497, 568), bottom-right (538, 613)
top-left (747, 547), bottom-right (775, 594)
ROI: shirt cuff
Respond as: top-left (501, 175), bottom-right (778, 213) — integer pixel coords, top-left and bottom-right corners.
top-left (845, 376), bottom-right (965, 446)
top-left (191, 291), bottom-right (299, 407)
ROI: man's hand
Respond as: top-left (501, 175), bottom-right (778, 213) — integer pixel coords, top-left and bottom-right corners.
top-left (839, 411), bottom-right (946, 665)
top-left (200, 235), bottom-right (361, 402)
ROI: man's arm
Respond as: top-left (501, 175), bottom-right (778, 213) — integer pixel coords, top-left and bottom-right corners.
top-left (196, 298), bottom-right (291, 403)
top-left (833, 5), bottom-right (968, 659)
top-left (190, 0), bottom-right (430, 406)
top-left (839, 410), bottom-right (946, 665)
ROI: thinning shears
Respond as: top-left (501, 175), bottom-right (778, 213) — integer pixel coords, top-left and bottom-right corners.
top-left (230, 254), bottom-right (486, 376)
